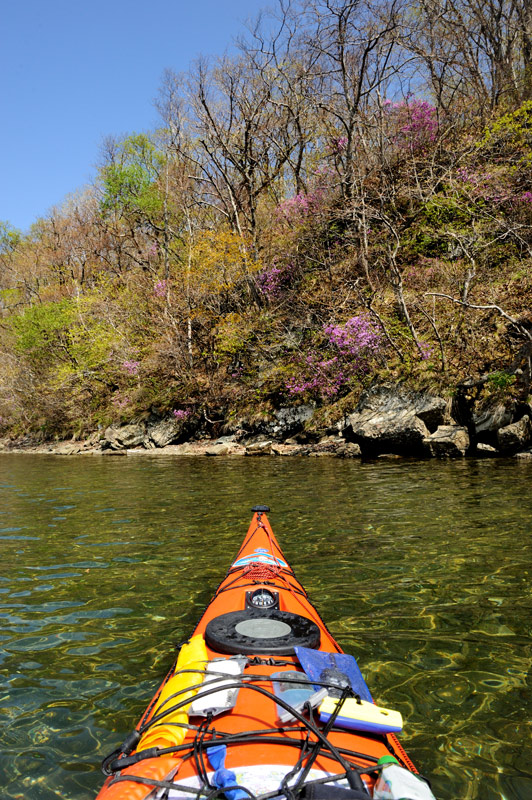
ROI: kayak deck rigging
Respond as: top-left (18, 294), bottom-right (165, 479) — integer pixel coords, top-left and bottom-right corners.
top-left (96, 507), bottom-right (429, 800)
top-left (102, 673), bottom-right (384, 798)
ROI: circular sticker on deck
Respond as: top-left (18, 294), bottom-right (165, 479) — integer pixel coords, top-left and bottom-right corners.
top-left (235, 618), bottom-right (292, 638)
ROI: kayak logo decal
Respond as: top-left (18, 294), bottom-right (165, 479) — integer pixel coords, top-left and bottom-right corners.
top-left (233, 548), bottom-right (288, 569)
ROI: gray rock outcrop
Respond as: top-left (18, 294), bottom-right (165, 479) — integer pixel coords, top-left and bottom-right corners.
top-left (344, 384), bottom-right (446, 455)
top-left (81, 384), bottom-right (529, 459)
top-left (147, 417), bottom-right (185, 448)
top-left (102, 412), bottom-right (197, 450)
top-left (205, 443), bottom-right (238, 456)
top-left (245, 440), bottom-right (273, 455)
top-left (103, 422), bottom-right (147, 449)
top-left (473, 400), bottom-right (514, 439)
top-left (305, 436), bottom-right (361, 458)
top-left (263, 405), bottom-right (315, 440)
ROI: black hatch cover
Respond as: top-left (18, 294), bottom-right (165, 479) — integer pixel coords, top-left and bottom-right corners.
top-left (205, 609), bottom-right (321, 655)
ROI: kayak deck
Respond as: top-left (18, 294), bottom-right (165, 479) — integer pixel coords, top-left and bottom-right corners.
top-left (97, 507), bottom-right (418, 800)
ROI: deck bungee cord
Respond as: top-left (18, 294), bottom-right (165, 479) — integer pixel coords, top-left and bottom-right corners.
top-left (104, 684), bottom-right (381, 769)
top-left (96, 507), bottom-right (435, 800)
top-left (102, 663), bottom-right (416, 798)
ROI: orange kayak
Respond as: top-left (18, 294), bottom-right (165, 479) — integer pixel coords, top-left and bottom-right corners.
top-left (96, 506), bottom-right (431, 800)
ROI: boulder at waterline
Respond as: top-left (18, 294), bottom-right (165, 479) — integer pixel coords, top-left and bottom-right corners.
top-left (423, 425), bottom-right (470, 458)
top-left (497, 415), bottom-right (532, 454)
top-left (304, 436), bottom-right (361, 458)
top-left (476, 443), bottom-right (499, 457)
top-left (344, 384), bottom-right (446, 456)
top-left (103, 422), bottom-right (146, 449)
top-left (245, 441), bottom-right (273, 455)
top-left (148, 417), bottom-right (186, 448)
top-left (515, 449), bottom-right (532, 459)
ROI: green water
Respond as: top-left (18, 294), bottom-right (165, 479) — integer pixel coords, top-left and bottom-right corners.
top-left (0, 454), bottom-right (531, 800)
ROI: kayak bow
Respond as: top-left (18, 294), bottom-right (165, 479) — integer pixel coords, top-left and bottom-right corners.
top-left (96, 506), bottom-right (432, 800)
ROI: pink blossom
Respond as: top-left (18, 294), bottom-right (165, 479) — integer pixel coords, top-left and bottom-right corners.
top-left (286, 315), bottom-right (385, 399)
top-left (154, 279), bottom-right (167, 297)
top-left (419, 341), bottom-right (434, 360)
top-left (276, 190), bottom-right (323, 222)
top-left (313, 165), bottom-right (334, 177)
top-left (258, 262), bottom-right (294, 299)
top-left (455, 167), bottom-right (519, 204)
top-left (172, 409), bottom-right (190, 420)
top-left (324, 315), bottom-right (382, 357)
top-left (332, 136), bottom-right (348, 153)
top-left (387, 98), bottom-right (438, 152)
top-left (112, 395), bottom-right (130, 408)
top-left (123, 360), bottom-right (140, 376)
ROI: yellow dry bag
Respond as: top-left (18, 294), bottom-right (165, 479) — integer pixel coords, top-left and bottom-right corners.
top-left (138, 634), bottom-right (207, 750)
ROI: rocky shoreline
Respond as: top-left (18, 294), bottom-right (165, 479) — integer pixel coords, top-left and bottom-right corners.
top-left (2, 384), bottom-right (532, 460)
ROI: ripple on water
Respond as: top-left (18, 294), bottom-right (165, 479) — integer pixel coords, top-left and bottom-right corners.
top-left (0, 454), bottom-right (531, 799)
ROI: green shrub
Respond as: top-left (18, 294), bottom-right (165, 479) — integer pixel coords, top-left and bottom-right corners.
top-left (421, 196), bottom-right (473, 226)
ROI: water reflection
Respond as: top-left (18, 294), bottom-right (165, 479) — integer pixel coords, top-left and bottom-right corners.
top-left (0, 454), bottom-right (531, 799)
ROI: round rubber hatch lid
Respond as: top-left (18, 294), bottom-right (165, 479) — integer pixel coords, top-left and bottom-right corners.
top-left (205, 609), bottom-right (321, 655)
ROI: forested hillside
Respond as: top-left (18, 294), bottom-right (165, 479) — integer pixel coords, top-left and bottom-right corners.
top-left (1, 0), bottom-right (531, 442)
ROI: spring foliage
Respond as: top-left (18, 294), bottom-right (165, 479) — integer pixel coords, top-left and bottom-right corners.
top-left (1, 0), bottom-right (531, 438)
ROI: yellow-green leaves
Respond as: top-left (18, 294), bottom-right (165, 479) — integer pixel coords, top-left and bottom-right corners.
top-left (100, 133), bottom-right (165, 220)
top-left (480, 101), bottom-right (532, 168)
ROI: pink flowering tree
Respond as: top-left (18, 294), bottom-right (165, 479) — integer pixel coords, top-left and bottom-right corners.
top-left (324, 316), bottom-right (383, 363)
top-left (275, 165), bottom-right (332, 227)
top-left (276, 191), bottom-right (323, 225)
top-left (286, 315), bottom-right (385, 400)
top-left (257, 261), bottom-right (296, 300)
top-left (386, 98), bottom-right (439, 153)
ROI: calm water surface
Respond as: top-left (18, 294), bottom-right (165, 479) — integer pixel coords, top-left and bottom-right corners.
top-left (0, 454), bottom-right (531, 799)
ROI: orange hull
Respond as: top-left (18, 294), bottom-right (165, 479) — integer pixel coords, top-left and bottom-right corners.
top-left (96, 507), bottom-right (417, 800)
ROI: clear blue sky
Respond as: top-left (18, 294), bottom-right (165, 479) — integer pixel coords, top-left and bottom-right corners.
top-left (1, 0), bottom-right (265, 233)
